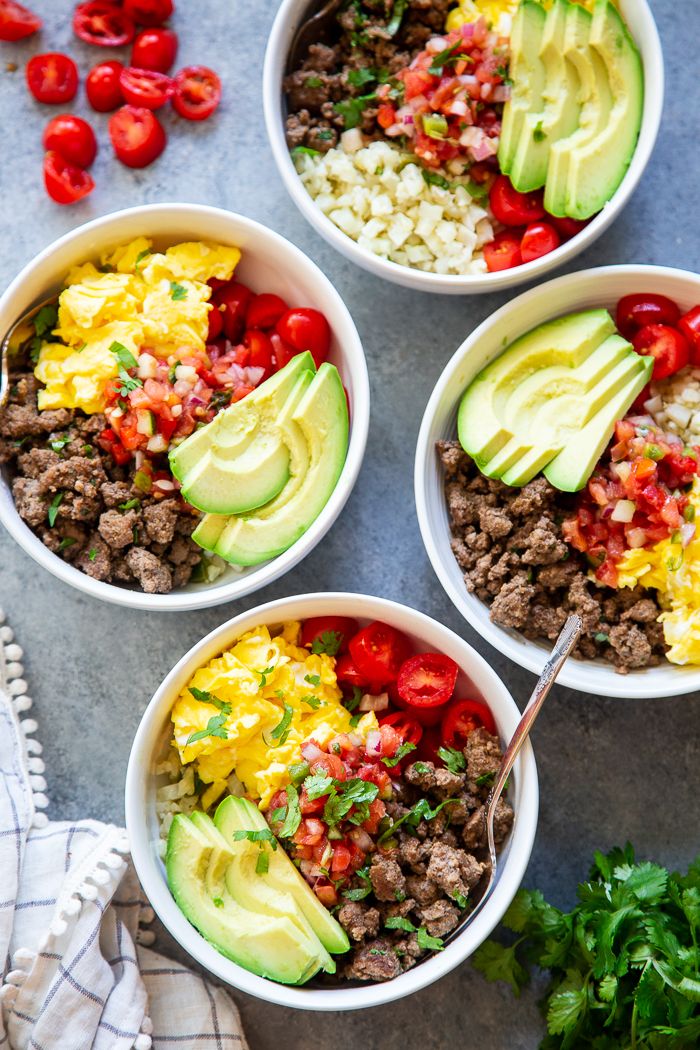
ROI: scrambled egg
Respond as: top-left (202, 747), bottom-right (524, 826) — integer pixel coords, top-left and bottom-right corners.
top-left (616, 479), bottom-right (700, 665)
top-left (445, 0), bottom-right (601, 33)
top-left (170, 622), bottom-right (379, 810)
top-left (34, 237), bottom-right (241, 413)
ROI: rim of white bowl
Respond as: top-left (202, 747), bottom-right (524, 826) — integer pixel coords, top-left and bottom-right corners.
top-left (0, 204), bottom-right (370, 611)
top-left (263, 0), bottom-right (664, 295)
top-left (125, 591), bottom-right (539, 1011)
top-left (415, 264), bottom-right (700, 698)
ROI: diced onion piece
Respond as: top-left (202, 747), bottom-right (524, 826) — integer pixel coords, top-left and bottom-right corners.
top-left (146, 434), bottom-right (168, 453)
top-left (359, 691), bottom-right (389, 712)
top-left (340, 127), bottom-right (364, 153)
top-left (301, 740), bottom-right (324, 763)
top-left (681, 522), bottom-right (696, 547)
top-left (348, 827), bottom-right (374, 851)
top-left (644, 395), bottom-right (663, 414)
top-left (153, 478), bottom-right (175, 493)
top-left (626, 527), bottom-right (648, 548)
top-left (137, 353), bottom-right (158, 380)
top-left (365, 729), bottom-right (382, 756)
top-left (175, 364), bottom-right (197, 382)
top-left (613, 461), bottom-right (632, 483)
top-left (611, 499), bottom-right (636, 523)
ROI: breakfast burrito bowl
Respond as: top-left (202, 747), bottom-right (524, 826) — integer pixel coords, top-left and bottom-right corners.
top-left (0, 204), bottom-right (369, 611)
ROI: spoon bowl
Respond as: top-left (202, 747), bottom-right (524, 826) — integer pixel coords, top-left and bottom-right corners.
top-left (0, 294), bottom-right (58, 413)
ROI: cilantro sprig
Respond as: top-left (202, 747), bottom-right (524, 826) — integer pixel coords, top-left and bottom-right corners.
top-left (437, 745), bottom-right (466, 774)
top-left (378, 796), bottom-right (457, 845)
top-left (382, 742), bottom-right (416, 768)
top-left (189, 686), bottom-right (231, 715)
top-left (310, 631), bottom-right (343, 656)
top-left (186, 714), bottom-right (228, 746)
top-left (385, 916), bottom-right (444, 950)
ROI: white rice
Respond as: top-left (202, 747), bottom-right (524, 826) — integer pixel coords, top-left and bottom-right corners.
top-left (295, 139), bottom-right (495, 276)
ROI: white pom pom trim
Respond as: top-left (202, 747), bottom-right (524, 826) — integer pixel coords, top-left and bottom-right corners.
top-left (0, 619), bottom-right (50, 821)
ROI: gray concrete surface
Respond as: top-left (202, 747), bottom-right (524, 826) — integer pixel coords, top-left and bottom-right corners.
top-left (1, 1), bottom-right (698, 1047)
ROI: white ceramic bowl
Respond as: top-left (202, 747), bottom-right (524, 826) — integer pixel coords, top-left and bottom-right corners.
top-left (0, 204), bottom-right (369, 611)
top-left (263, 0), bottom-right (664, 295)
top-left (125, 592), bottom-right (538, 1011)
top-left (415, 265), bottom-right (700, 698)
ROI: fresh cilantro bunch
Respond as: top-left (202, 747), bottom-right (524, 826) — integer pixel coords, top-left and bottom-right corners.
top-left (473, 845), bottom-right (700, 1049)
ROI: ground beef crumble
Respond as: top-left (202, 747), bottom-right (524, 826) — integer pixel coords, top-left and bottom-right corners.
top-left (335, 728), bottom-right (513, 982)
top-left (437, 439), bottom-right (668, 672)
top-left (0, 372), bottom-right (203, 593)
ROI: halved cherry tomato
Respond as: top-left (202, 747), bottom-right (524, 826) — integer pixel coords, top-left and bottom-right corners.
top-left (43, 150), bottom-right (94, 205)
top-left (26, 53), bottom-right (78, 105)
top-left (335, 653), bottom-right (374, 692)
top-left (123, 0), bottom-right (173, 27)
top-left (207, 302), bottom-right (223, 341)
top-left (396, 652), bottom-right (458, 723)
top-left (270, 332), bottom-right (296, 371)
top-left (483, 231), bottom-right (522, 272)
top-left (551, 215), bottom-right (588, 239)
top-left (520, 221), bottom-right (560, 263)
top-left (632, 323), bottom-right (690, 380)
top-left (86, 60), bottom-right (124, 112)
top-left (172, 65), bottom-right (221, 121)
top-left (416, 725), bottom-right (442, 765)
top-left (73, 2), bottom-right (135, 47)
top-left (212, 281), bottom-right (252, 342)
top-left (243, 330), bottom-right (275, 380)
top-left (349, 621), bottom-right (411, 687)
top-left (131, 27), bottom-right (178, 72)
top-left (0, 0), bottom-right (41, 40)
top-left (379, 711), bottom-right (423, 747)
top-left (678, 306), bottom-right (700, 365)
top-left (119, 66), bottom-right (173, 109)
top-left (109, 105), bottom-right (166, 168)
top-left (441, 698), bottom-right (496, 750)
top-left (275, 308), bottom-right (331, 370)
top-left (489, 176), bottom-right (545, 227)
top-left (616, 294), bottom-right (681, 341)
top-left (247, 292), bottom-right (289, 330)
top-left (43, 115), bottom-right (97, 169)
top-left (300, 616), bottom-right (359, 655)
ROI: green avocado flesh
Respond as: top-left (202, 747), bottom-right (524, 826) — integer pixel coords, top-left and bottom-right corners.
top-left (499, 0), bottom-right (643, 219)
top-left (166, 812), bottom-right (340, 985)
top-left (192, 361), bottom-right (349, 566)
top-left (457, 309), bottom-right (654, 492)
top-left (214, 797), bottom-right (350, 955)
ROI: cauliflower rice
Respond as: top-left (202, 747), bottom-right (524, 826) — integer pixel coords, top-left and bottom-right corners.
top-left (295, 138), bottom-right (495, 276)
top-left (646, 366), bottom-right (700, 445)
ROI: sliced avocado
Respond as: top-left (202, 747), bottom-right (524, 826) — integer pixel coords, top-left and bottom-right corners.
top-left (543, 354), bottom-right (653, 491)
top-left (209, 363), bottom-right (349, 566)
top-left (169, 352), bottom-right (316, 516)
top-left (165, 814), bottom-right (328, 984)
top-left (215, 796), bottom-right (350, 955)
top-left (498, 0), bottom-right (547, 176)
top-left (189, 811), bottom-right (336, 974)
top-left (191, 512), bottom-right (227, 552)
top-left (509, 0), bottom-right (582, 193)
top-left (561, 0), bottom-right (644, 219)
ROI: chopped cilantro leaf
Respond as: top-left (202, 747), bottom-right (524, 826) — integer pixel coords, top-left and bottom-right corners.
top-left (255, 850), bottom-right (270, 875)
top-left (347, 67), bottom-right (377, 88)
top-left (186, 713), bottom-right (228, 746)
top-left (118, 498), bottom-right (140, 511)
top-left (349, 712), bottom-right (362, 729)
top-left (422, 169), bottom-right (451, 191)
top-left (386, 0), bottom-right (407, 35)
top-left (382, 742), bottom-right (417, 768)
top-left (416, 927), bottom-right (444, 951)
top-left (233, 828), bottom-right (277, 851)
top-left (413, 761), bottom-right (431, 775)
top-left (257, 664), bottom-right (275, 689)
top-left (134, 247), bottom-right (151, 270)
top-left (344, 686), bottom-right (363, 713)
top-left (279, 785), bottom-right (301, 838)
top-left (304, 773), bottom-right (334, 800)
top-left (378, 796), bottom-right (457, 844)
top-left (301, 693), bottom-right (322, 709)
top-left (311, 630), bottom-right (343, 656)
top-left (306, 76), bottom-right (322, 87)
top-left (369, 948), bottom-right (388, 956)
top-left (452, 892), bottom-right (468, 909)
top-left (49, 435), bottom-right (71, 452)
top-left (323, 777), bottom-right (378, 827)
top-left (33, 303), bottom-right (58, 338)
top-left (109, 340), bottom-right (138, 371)
top-left (334, 93), bottom-right (376, 131)
top-left (475, 771), bottom-right (496, 787)
top-left (437, 746), bottom-right (466, 774)
top-left (170, 281), bottom-right (188, 301)
top-left (212, 897), bottom-right (224, 908)
top-left (189, 686), bottom-right (231, 715)
top-left (58, 536), bottom-right (76, 551)
top-left (270, 702), bottom-right (294, 747)
top-left (428, 41), bottom-right (468, 76)
top-left (291, 145), bottom-right (321, 158)
top-left (385, 916), bottom-right (416, 933)
top-left (304, 673), bottom-right (321, 687)
top-left (47, 491), bottom-right (63, 527)
top-left (88, 548), bottom-right (98, 562)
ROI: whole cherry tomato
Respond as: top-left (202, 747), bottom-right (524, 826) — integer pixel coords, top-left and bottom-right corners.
top-left (123, 0), bottom-right (173, 27)
top-left (489, 175), bottom-right (545, 227)
top-left (300, 617), bottom-right (359, 655)
top-left (551, 215), bottom-right (588, 239)
top-left (73, 1), bottom-right (135, 46)
top-left (483, 231), bottom-right (522, 272)
top-left (86, 60), bottom-right (124, 112)
top-left (520, 221), bottom-right (560, 263)
top-left (441, 698), bottom-right (497, 750)
top-left (26, 53), bottom-right (78, 105)
top-left (43, 115), bottom-right (97, 168)
top-left (172, 65), bottom-right (222, 121)
top-left (119, 66), bottom-right (173, 109)
top-left (243, 329), bottom-right (275, 380)
top-left (108, 105), bottom-right (166, 168)
top-left (43, 150), bottom-right (94, 205)
top-left (131, 27), bottom-right (178, 72)
top-left (0, 0), bottom-right (41, 40)
top-left (212, 281), bottom-right (252, 342)
top-left (275, 308), bottom-right (331, 369)
top-left (349, 621), bottom-right (412, 687)
top-left (247, 292), bottom-right (289, 330)
top-left (616, 294), bottom-right (681, 341)
top-left (632, 324), bottom-right (691, 380)
top-left (678, 306), bottom-right (700, 366)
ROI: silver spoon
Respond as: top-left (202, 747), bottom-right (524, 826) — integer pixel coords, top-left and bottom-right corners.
top-left (287, 0), bottom-right (344, 74)
top-left (444, 613), bottom-right (582, 943)
top-left (0, 295), bottom-right (58, 413)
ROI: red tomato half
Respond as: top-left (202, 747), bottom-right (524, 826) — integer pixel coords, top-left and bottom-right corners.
top-left (396, 652), bottom-right (458, 714)
top-left (74, 2), bottom-right (135, 47)
top-left (349, 621), bottom-right (412, 687)
top-left (26, 53), bottom-right (78, 105)
top-left (489, 176), bottom-right (545, 227)
top-left (335, 653), bottom-right (373, 691)
top-left (275, 308), bottom-right (331, 369)
top-left (551, 215), bottom-right (588, 239)
top-left (441, 699), bottom-right (496, 750)
top-left (300, 616), bottom-right (359, 655)
top-left (483, 231), bottom-right (522, 272)
top-left (172, 65), bottom-right (221, 121)
top-left (0, 0), bottom-right (41, 40)
top-left (416, 725), bottom-right (442, 765)
top-left (632, 323), bottom-right (690, 380)
top-left (679, 306), bottom-right (700, 366)
top-left (119, 66), bottom-right (173, 109)
top-left (43, 115), bottom-right (97, 168)
top-left (616, 294), bottom-right (681, 341)
top-left (108, 105), bottom-right (166, 168)
top-left (207, 302), bottom-right (223, 341)
top-left (86, 61), bottom-right (124, 112)
top-left (131, 27), bottom-right (178, 72)
top-left (43, 150), bottom-right (94, 205)
top-left (520, 221), bottom-right (560, 263)
top-left (212, 281), bottom-right (252, 342)
top-left (243, 329), bottom-right (274, 380)
top-left (123, 0), bottom-right (173, 26)
top-left (247, 292), bottom-right (289, 330)
top-left (378, 711), bottom-right (423, 747)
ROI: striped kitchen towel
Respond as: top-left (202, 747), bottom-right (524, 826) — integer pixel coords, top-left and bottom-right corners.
top-left (0, 611), bottom-right (249, 1050)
